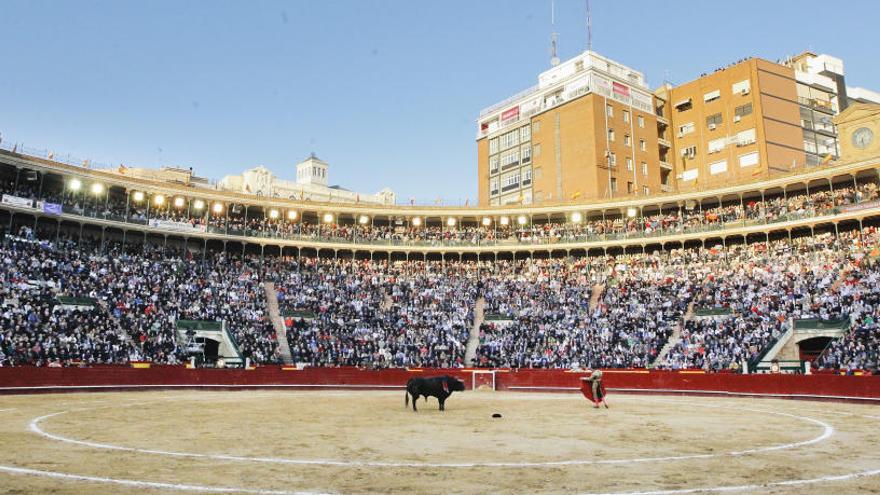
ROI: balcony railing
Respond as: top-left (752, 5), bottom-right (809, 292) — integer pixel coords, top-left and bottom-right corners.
top-left (658, 138), bottom-right (672, 148)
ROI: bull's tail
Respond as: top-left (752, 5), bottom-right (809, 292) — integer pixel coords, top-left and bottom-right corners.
top-left (405, 389), bottom-right (409, 408)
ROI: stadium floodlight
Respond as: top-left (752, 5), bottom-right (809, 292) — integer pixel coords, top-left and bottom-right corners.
top-left (69, 179), bottom-right (82, 191)
top-left (174, 197), bottom-right (185, 208)
top-left (359, 215), bottom-right (369, 225)
top-left (90, 183), bottom-right (104, 195)
top-left (482, 217), bottom-right (492, 226)
top-left (269, 209), bottom-right (279, 219)
top-left (154, 194), bottom-right (165, 206)
top-left (412, 217), bottom-right (422, 227)
top-left (192, 199), bottom-right (205, 210)
top-left (132, 191), bottom-right (145, 202)
top-left (517, 215), bottom-right (528, 226)
top-left (212, 202), bottom-right (223, 214)
top-left (499, 216), bottom-right (510, 226)
top-left (571, 212), bottom-right (583, 223)
top-left (627, 207), bottom-right (638, 218)
top-left (323, 213), bottom-right (334, 223)
top-left (287, 210), bottom-right (298, 220)
top-left (447, 217), bottom-right (456, 227)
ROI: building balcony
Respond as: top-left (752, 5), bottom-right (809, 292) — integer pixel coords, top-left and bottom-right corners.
top-left (660, 184), bottom-right (673, 193)
top-left (798, 97), bottom-right (837, 115)
top-left (656, 115), bottom-right (669, 126)
top-left (658, 137), bottom-right (672, 148)
top-left (659, 160), bottom-right (673, 171)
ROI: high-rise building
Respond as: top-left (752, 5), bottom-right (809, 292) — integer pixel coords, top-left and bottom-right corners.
top-left (478, 50), bottom-right (872, 203)
top-left (476, 51), bottom-right (667, 206)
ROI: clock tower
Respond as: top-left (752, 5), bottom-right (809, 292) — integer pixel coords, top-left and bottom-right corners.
top-left (833, 102), bottom-right (880, 162)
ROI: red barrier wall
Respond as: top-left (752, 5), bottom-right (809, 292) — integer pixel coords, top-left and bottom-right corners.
top-left (1, 366), bottom-right (879, 403)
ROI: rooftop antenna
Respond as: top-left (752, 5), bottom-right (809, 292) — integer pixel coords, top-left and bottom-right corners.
top-left (586, 0), bottom-right (592, 53)
top-left (550, 1), bottom-right (560, 67)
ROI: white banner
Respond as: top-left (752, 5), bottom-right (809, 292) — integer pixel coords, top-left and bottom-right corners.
top-left (1, 194), bottom-right (35, 208)
top-left (148, 219), bottom-right (207, 233)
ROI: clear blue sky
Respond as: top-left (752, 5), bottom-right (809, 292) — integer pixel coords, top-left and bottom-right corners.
top-left (1, 0), bottom-right (878, 204)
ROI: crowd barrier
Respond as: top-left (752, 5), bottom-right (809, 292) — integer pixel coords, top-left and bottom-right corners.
top-left (1, 366), bottom-right (879, 402)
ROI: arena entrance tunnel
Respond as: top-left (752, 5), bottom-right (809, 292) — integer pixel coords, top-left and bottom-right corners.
top-left (798, 336), bottom-right (836, 363)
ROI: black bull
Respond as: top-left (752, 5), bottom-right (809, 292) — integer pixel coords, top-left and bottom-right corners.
top-left (405, 375), bottom-right (466, 411)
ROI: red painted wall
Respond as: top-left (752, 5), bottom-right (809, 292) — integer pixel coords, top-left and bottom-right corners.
top-left (1, 366), bottom-right (879, 402)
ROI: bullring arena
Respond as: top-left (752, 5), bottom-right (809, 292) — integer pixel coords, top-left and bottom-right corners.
top-left (3, 65), bottom-right (880, 494)
top-left (1, 368), bottom-right (880, 494)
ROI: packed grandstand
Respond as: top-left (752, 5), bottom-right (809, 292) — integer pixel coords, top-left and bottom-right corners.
top-left (0, 151), bottom-right (878, 375)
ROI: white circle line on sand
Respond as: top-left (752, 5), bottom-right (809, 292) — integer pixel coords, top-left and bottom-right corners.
top-left (0, 464), bottom-right (329, 495)
top-left (29, 401), bottom-right (835, 468)
top-left (1, 461), bottom-right (879, 495)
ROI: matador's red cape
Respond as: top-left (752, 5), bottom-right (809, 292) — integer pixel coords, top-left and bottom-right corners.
top-left (580, 377), bottom-right (607, 402)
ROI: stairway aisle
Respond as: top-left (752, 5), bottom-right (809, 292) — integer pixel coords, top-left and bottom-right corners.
top-left (264, 282), bottom-right (294, 365)
top-left (654, 301), bottom-right (695, 366)
top-left (464, 297), bottom-right (486, 366)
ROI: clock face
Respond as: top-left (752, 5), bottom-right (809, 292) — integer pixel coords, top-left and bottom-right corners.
top-left (852, 127), bottom-right (874, 150)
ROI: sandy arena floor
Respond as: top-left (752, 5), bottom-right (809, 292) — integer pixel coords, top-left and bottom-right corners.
top-left (0, 389), bottom-right (879, 494)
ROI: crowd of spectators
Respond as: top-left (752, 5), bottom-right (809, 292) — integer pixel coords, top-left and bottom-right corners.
top-left (1, 216), bottom-right (879, 372)
top-left (0, 232), bottom-right (279, 367)
top-left (273, 258), bottom-right (476, 368)
top-left (1, 175), bottom-right (876, 247)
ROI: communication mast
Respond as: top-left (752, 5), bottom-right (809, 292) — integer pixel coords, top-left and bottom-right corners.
top-left (550, 1), bottom-right (560, 67)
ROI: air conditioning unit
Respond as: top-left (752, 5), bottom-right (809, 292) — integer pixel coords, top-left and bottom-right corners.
top-left (734, 115), bottom-right (741, 123)
top-left (708, 123), bottom-right (717, 130)
top-left (741, 89), bottom-right (750, 95)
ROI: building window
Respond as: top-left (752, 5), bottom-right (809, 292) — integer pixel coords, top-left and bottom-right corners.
top-left (490, 178), bottom-right (499, 196)
top-left (500, 129), bottom-right (520, 150)
top-left (708, 137), bottom-right (726, 154)
top-left (709, 160), bottom-right (728, 175)
top-left (681, 168), bottom-right (698, 181)
top-left (623, 110), bottom-right (630, 123)
top-left (706, 113), bottom-right (723, 129)
top-left (703, 89), bottom-right (721, 103)
top-left (533, 121), bottom-right (541, 133)
top-left (607, 104), bottom-right (614, 117)
top-left (675, 99), bottom-right (693, 112)
top-left (678, 122), bottom-right (695, 136)
top-left (608, 152), bottom-right (617, 167)
top-left (627, 181), bottom-right (634, 194)
top-left (523, 168), bottom-right (532, 184)
top-left (610, 178), bottom-right (617, 192)
top-left (639, 139), bottom-right (646, 151)
top-left (642, 162), bottom-right (648, 176)
top-left (638, 115), bottom-right (645, 128)
top-left (626, 157), bottom-right (633, 171)
top-left (534, 143), bottom-right (542, 157)
top-left (500, 149), bottom-right (520, 170)
top-left (739, 151), bottom-right (759, 168)
top-left (736, 128), bottom-right (756, 146)
top-left (734, 103), bottom-right (753, 121)
top-left (624, 134), bottom-right (631, 147)
top-left (521, 144), bottom-right (532, 164)
top-left (489, 138), bottom-right (499, 154)
top-left (732, 79), bottom-right (751, 95)
top-left (681, 145), bottom-right (697, 159)
top-left (608, 129), bottom-right (615, 142)
top-left (489, 155), bottom-right (499, 174)
top-left (520, 125), bottom-right (531, 142)
top-left (643, 186), bottom-right (649, 195)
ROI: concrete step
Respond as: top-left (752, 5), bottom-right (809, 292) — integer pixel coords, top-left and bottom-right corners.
top-left (465, 297), bottom-right (486, 366)
top-left (263, 281), bottom-right (294, 365)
